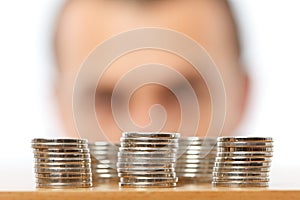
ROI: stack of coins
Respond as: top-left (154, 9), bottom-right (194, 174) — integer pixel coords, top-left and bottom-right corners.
top-left (89, 142), bottom-right (119, 183)
top-left (213, 137), bottom-right (273, 187)
top-left (32, 138), bottom-right (92, 188)
top-left (117, 132), bottom-right (180, 188)
top-left (176, 137), bottom-right (217, 183)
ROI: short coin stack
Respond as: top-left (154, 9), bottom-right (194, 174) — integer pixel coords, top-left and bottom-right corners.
top-left (117, 132), bottom-right (180, 188)
top-left (89, 142), bottom-right (119, 183)
top-left (176, 137), bottom-right (217, 183)
top-left (213, 137), bottom-right (273, 187)
top-left (32, 138), bottom-right (92, 188)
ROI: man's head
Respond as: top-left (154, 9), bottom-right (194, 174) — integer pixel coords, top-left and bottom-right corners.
top-left (54, 0), bottom-right (248, 141)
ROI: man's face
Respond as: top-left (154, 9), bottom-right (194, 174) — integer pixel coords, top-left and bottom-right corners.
top-left (55, 0), bottom-right (247, 142)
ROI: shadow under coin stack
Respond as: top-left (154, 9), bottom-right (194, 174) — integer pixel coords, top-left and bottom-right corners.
top-left (213, 137), bottom-right (273, 187)
top-left (89, 142), bottom-right (119, 183)
top-left (176, 137), bottom-right (217, 183)
top-left (32, 138), bottom-right (92, 188)
top-left (117, 132), bottom-right (180, 188)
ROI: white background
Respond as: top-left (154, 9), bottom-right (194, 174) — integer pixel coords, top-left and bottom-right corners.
top-left (0, 0), bottom-right (299, 188)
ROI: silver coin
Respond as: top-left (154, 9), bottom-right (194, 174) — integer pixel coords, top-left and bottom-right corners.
top-left (215, 157), bottom-right (272, 162)
top-left (212, 181), bottom-right (269, 187)
top-left (212, 177), bottom-right (269, 182)
top-left (119, 172), bottom-right (176, 178)
top-left (178, 153), bottom-right (217, 159)
top-left (180, 150), bottom-right (217, 155)
top-left (176, 165), bottom-right (214, 169)
top-left (92, 160), bottom-right (117, 168)
top-left (120, 143), bottom-right (178, 148)
top-left (117, 159), bottom-right (176, 164)
top-left (91, 158), bottom-right (117, 163)
top-left (91, 155), bottom-right (118, 160)
top-left (36, 182), bottom-right (92, 188)
top-left (178, 178), bottom-right (212, 183)
top-left (176, 164), bottom-right (214, 169)
top-left (118, 152), bottom-right (177, 157)
top-left (180, 148), bottom-right (217, 152)
top-left (121, 137), bottom-right (179, 143)
top-left (122, 132), bottom-right (180, 138)
top-left (119, 182), bottom-right (176, 188)
top-left (176, 170), bottom-right (212, 177)
top-left (176, 165), bottom-right (215, 169)
top-left (177, 172), bottom-right (212, 176)
top-left (92, 161), bottom-right (117, 166)
top-left (176, 158), bottom-right (216, 162)
top-left (91, 151), bottom-right (118, 156)
top-left (180, 145), bottom-right (217, 150)
top-left (212, 171), bottom-right (269, 177)
top-left (217, 147), bottom-right (273, 152)
top-left (117, 167), bottom-right (174, 173)
top-left (93, 168), bottom-right (117, 173)
top-left (93, 173), bottom-right (118, 178)
top-left (176, 166), bottom-right (215, 171)
top-left (35, 163), bottom-right (91, 168)
top-left (218, 137), bottom-right (273, 142)
top-left (179, 143), bottom-right (216, 148)
top-left (117, 162), bottom-right (175, 168)
top-left (32, 143), bottom-right (89, 149)
top-left (35, 157), bottom-right (91, 162)
top-left (36, 178), bottom-right (92, 183)
top-left (35, 162), bottom-right (92, 167)
top-left (36, 173), bottom-right (92, 179)
top-left (176, 166), bottom-right (214, 170)
top-left (34, 153), bottom-right (90, 159)
top-left (120, 177), bottom-right (178, 183)
top-left (217, 142), bottom-right (273, 147)
top-left (176, 168), bottom-right (214, 172)
top-left (92, 164), bottom-right (116, 168)
top-left (176, 164), bottom-right (215, 169)
top-left (34, 148), bottom-right (90, 153)
top-left (175, 168), bottom-right (213, 173)
top-left (176, 159), bottom-right (215, 164)
top-left (216, 152), bottom-right (273, 157)
top-left (118, 157), bottom-right (177, 163)
top-left (32, 138), bottom-right (87, 144)
top-left (118, 170), bottom-right (176, 175)
top-left (214, 162), bottom-right (272, 167)
top-left (213, 166), bottom-right (270, 172)
top-left (35, 168), bottom-right (91, 173)
top-left (92, 157), bottom-right (116, 162)
top-left (176, 163), bottom-right (214, 168)
top-left (91, 157), bottom-right (117, 161)
top-left (119, 147), bottom-right (177, 152)
top-left (177, 178), bottom-right (212, 183)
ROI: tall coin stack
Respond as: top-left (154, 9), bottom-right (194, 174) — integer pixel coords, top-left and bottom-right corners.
top-left (117, 132), bottom-right (180, 188)
top-left (32, 138), bottom-right (92, 188)
top-left (176, 137), bottom-right (217, 183)
top-left (213, 137), bottom-right (273, 187)
top-left (89, 142), bottom-right (119, 183)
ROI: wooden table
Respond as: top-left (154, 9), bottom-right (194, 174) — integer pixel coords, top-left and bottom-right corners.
top-left (0, 156), bottom-right (299, 200)
top-left (1, 172), bottom-right (300, 200)
top-left (1, 182), bottom-right (300, 200)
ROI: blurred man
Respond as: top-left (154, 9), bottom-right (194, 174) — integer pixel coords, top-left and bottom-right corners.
top-left (53, 0), bottom-right (248, 141)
